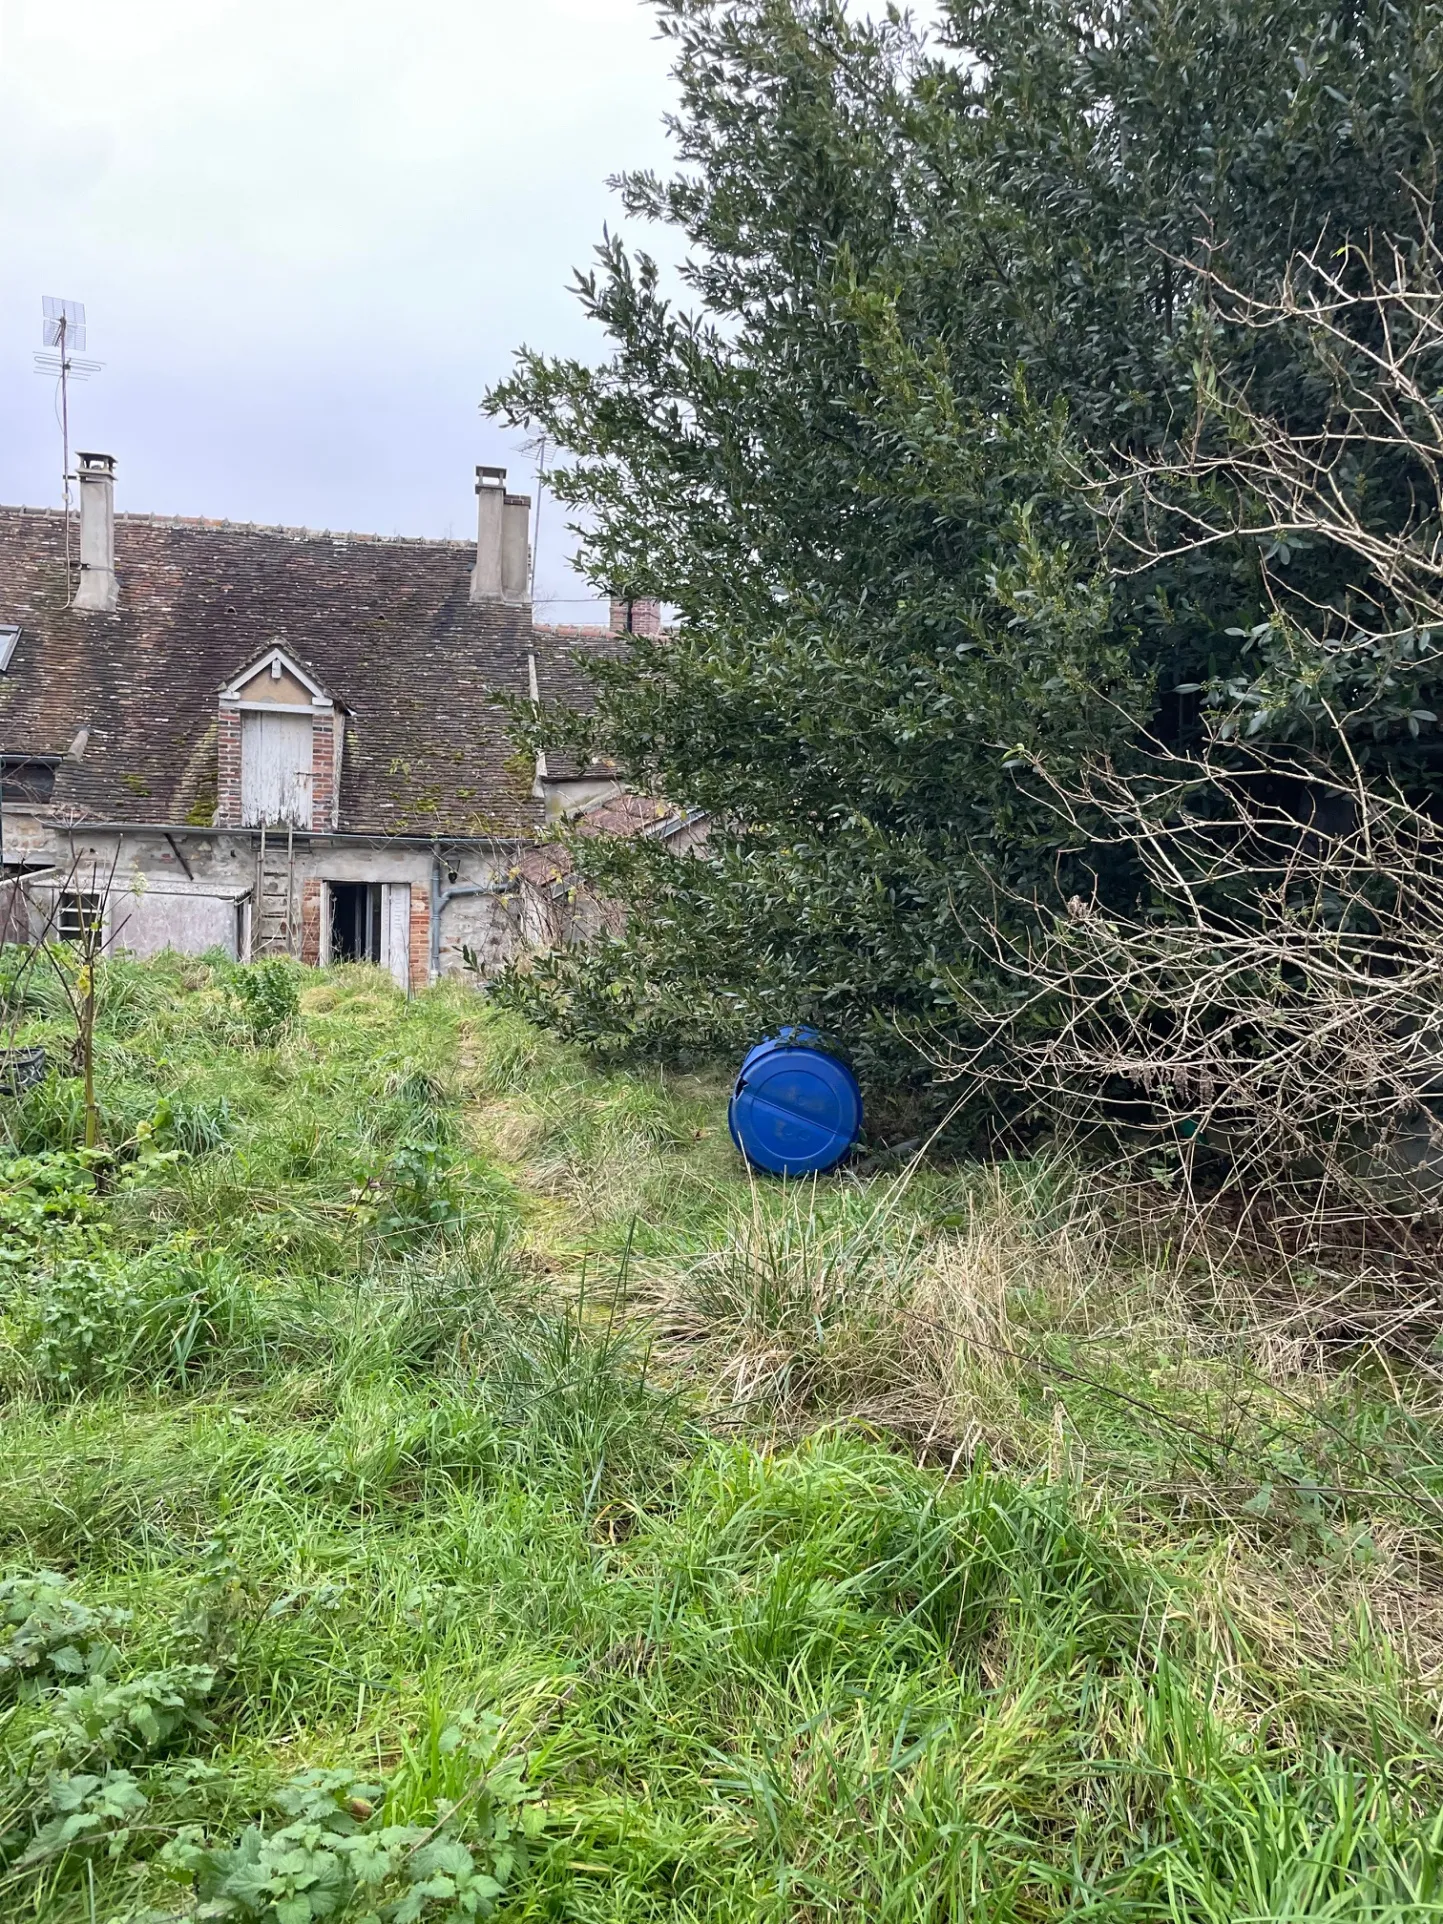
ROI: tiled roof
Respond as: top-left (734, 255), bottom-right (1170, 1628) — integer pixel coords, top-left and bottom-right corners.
top-left (516, 791), bottom-right (699, 890)
top-left (529, 622), bottom-right (624, 783)
top-left (0, 507), bottom-right (547, 837)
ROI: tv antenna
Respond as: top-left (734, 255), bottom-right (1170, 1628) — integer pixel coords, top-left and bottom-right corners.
top-left (34, 298), bottom-right (103, 602)
top-left (530, 434), bottom-right (547, 603)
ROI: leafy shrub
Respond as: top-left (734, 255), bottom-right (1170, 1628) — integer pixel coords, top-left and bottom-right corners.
top-left (378, 1140), bottom-right (466, 1244)
top-left (40, 1663), bottom-right (216, 1760)
top-left (5, 1239), bottom-right (263, 1396)
top-left (0, 1152), bottom-right (106, 1275)
top-left (160, 1741), bottom-right (545, 1923)
top-left (232, 960), bottom-right (300, 1044)
top-left (8, 1767), bottom-right (150, 1874)
top-left (0, 1575), bottom-right (211, 1881)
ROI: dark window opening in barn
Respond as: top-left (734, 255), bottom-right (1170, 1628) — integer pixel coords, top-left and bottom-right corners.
top-left (57, 892), bottom-right (104, 943)
top-left (330, 882), bottom-right (382, 963)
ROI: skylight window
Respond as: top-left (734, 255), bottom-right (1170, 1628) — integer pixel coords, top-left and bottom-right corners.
top-left (0, 627), bottom-right (20, 672)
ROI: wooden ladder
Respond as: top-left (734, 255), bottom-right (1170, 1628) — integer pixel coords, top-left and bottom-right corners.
top-left (255, 823), bottom-right (296, 956)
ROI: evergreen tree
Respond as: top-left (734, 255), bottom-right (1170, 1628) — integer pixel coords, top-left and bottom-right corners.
top-left (487, 0), bottom-right (1443, 1094)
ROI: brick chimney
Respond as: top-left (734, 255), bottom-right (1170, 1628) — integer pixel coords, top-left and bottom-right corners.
top-left (470, 465), bottom-right (506, 602)
top-left (609, 595), bottom-right (662, 637)
top-left (74, 452), bottom-right (119, 612)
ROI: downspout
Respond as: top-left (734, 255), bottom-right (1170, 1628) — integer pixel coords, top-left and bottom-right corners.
top-left (430, 842), bottom-right (508, 981)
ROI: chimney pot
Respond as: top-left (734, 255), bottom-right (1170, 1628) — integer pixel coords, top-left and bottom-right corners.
top-left (73, 452), bottom-right (119, 612)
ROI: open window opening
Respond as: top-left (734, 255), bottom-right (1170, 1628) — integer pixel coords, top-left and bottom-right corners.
top-left (330, 882), bottom-right (382, 964)
top-left (57, 891), bottom-right (104, 943)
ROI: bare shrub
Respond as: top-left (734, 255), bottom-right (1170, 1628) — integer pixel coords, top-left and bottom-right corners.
top-left (940, 748), bottom-right (1443, 1264)
top-left (930, 209), bottom-right (1443, 1268)
top-left (1094, 204), bottom-right (1443, 746)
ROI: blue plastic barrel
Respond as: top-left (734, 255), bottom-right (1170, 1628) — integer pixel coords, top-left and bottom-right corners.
top-left (728, 1029), bottom-right (863, 1177)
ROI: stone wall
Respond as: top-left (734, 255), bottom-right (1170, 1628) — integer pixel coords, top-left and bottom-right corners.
top-left (0, 815), bottom-right (528, 991)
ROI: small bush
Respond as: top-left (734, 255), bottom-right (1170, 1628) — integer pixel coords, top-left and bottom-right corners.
top-left (232, 960), bottom-right (300, 1044)
top-left (0, 1574), bottom-right (127, 1701)
top-left (9, 1767), bottom-right (151, 1876)
top-left (0, 1152), bottom-right (106, 1274)
top-left (377, 1138), bottom-right (467, 1244)
top-left (41, 1663), bottom-right (217, 1762)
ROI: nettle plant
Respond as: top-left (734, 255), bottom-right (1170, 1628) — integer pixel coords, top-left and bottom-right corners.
top-left (161, 1731), bottom-right (546, 1924)
top-left (0, 1572), bottom-right (218, 1883)
top-left (0, 1574), bottom-right (129, 1704)
top-left (5, 1238), bottom-right (256, 1399)
top-left (0, 1152), bottom-right (106, 1274)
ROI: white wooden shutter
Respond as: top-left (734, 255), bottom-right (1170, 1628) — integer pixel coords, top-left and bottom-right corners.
top-left (241, 712), bottom-right (313, 827)
top-left (384, 884), bottom-right (411, 993)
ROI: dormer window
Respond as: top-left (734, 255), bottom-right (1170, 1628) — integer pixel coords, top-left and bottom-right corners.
top-left (217, 645), bottom-right (346, 833)
top-left (0, 627), bottom-right (21, 672)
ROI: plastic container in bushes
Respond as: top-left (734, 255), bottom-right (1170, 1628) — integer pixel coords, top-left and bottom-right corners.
top-left (727, 1029), bottom-right (863, 1177)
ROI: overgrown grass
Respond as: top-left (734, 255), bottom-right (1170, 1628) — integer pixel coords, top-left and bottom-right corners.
top-left (0, 952), bottom-right (1439, 1919)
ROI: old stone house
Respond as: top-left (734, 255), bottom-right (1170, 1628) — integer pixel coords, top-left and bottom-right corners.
top-left (0, 452), bottom-right (682, 987)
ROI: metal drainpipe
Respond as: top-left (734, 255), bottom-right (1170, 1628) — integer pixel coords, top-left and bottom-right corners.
top-left (430, 848), bottom-right (508, 982)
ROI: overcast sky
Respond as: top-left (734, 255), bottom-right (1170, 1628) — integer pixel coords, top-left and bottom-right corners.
top-left (0, 0), bottom-right (680, 619)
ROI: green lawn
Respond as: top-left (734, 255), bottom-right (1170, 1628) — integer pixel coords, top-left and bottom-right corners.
top-left (0, 955), bottom-right (1440, 1921)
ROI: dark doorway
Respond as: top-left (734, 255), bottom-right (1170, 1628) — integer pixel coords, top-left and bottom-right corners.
top-left (330, 882), bottom-right (382, 963)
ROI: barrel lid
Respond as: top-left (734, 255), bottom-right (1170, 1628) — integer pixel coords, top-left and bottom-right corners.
top-left (728, 1035), bottom-right (862, 1177)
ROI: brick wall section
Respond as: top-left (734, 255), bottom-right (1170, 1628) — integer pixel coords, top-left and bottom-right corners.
top-left (299, 878), bottom-right (323, 965)
top-left (310, 709), bottom-right (335, 830)
top-left (408, 885), bottom-right (430, 992)
top-left (608, 596), bottom-right (663, 638)
top-left (217, 704), bottom-right (242, 826)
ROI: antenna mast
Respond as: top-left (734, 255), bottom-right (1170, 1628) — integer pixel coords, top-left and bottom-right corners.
top-left (530, 434), bottom-right (547, 604)
top-left (35, 298), bottom-right (102, 604)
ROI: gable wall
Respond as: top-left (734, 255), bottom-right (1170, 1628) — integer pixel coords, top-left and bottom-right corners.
top-left (234, 666), bottom-right (315, 707)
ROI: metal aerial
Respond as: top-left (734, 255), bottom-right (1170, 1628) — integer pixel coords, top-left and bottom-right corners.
top-left (34, 297), bottom-right (103, 606)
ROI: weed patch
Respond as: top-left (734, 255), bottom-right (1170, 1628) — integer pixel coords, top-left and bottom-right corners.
top-left (0, 959), bottom-right (1438, 1917)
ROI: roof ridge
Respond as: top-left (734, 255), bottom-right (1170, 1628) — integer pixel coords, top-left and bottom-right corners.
top-left (0, 503), bottom-right (473, 550)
